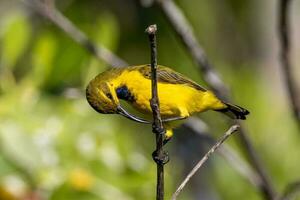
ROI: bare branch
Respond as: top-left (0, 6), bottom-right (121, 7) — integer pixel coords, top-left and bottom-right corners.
top-left (21, 0), bottom-right (127, 67)
top-left (278, 0), bottom-right (300, 128)
top-left (280, 181), bottom-right (300, 200)
top-left (171, 125), bottom-right (239, 200)
top-left (140, 0), bottom-right (277, 198)
top-left (185, 118), bottom-right (262, 188)
top-left (146, 24), bottom-right (167, 200)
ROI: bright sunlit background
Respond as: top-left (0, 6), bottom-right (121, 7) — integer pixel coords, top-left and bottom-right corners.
top-left (0, 0), bottom-right (300, 199)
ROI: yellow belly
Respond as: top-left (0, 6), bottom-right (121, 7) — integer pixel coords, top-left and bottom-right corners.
top-left (113, 70), bottom-right (225, 119)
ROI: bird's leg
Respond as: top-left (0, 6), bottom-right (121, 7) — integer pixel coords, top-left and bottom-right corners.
top-left (151, 131), bottom-right (172, 164)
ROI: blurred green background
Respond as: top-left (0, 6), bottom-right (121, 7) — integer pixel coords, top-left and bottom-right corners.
top-left (0, 0), bottom-right (300, 199)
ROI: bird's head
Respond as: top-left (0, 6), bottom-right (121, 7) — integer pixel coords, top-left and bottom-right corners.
top-left (86, 74), bottom-right (150, 124)
top-left (86, 79), bottom-right (119, 114)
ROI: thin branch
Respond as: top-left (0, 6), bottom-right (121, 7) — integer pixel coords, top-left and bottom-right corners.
top-left (171, 125), bottom-right (240, 200)
top-left (278, 0), bottom-right (300, 128)
top-left (142, 0), bottom-right (277, 198)
top-left (146, 24), bottom-right (166, 200)
top-left (280, 181), bottom-right (300, 200)
top-left (155, 0), bottom-right (228, 99)
top-left (185, 118), bottom-right (263, 188)
top-left (21, 0), bottom-right (127, 67)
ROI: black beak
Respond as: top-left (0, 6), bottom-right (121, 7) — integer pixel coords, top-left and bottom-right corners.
top-left (116, 105), bottom-right (188, 124)
top-left (117, 105), bottom-right (151, 124)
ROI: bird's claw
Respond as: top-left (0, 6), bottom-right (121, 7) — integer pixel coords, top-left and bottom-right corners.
top-left (152, 150), bottom-right (169, 165)
top-left (163, 137), bottom-right (171, 146)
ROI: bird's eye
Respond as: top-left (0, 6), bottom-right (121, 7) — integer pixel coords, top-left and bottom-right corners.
top-left (106, 93), bottom-right (112, 99)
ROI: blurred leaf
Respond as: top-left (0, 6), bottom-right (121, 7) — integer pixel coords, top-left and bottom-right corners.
top-left (0, 10), bottom-right (31, 69)
top-left (0, 122), bottom-right (41, 174)
top-left (68, 168), bottom-right (94, 191)
top-left (0, 186), bottom-right (17, 200)
top-left (50, 184), bottom-right (101, 200)
top-left (83, 12), bottom-right (120, 87)
top-left (44, 34), bottom-right (87, 92)
top-left (92, 12), bottom-right (120, 51)
top-left (30, 32), bottom-right (57, 87)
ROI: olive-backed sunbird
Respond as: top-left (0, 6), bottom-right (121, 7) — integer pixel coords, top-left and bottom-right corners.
top-left (86, 65), bottom-right (249, 141)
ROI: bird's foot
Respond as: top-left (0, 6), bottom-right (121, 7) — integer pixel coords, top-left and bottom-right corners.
top-left (152, 150), bottom-right (169, 165)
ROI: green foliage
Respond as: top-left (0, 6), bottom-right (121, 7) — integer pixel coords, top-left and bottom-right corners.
top-left (1, 10), bottom-right (31, 69)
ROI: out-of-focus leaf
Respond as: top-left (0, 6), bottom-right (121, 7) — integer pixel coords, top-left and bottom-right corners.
top-left (50, 183), bottom-right (101, 200)
top-left (0, 122), bottom-right (41, 174)
top-left (93, 12), bottom-right (120, 51)
top-left (44, 35), bottom-right (87, 92)
top-left (83, 12), bottom-right (120, 87)
top-left (30, 32), bottom-right (57, 87)
top-left (0, 10), bottom-right (31, 69)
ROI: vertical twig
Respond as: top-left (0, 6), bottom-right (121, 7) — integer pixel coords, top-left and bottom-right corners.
top-left (146, 24), bottom-right (167, 200)
top-left (171, 125), bottom-right (240, 200)
top-left (278, 0), bottom-right (300, 128)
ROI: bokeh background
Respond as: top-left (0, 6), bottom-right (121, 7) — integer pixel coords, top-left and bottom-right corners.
top-left (0, 0), bottom-right (300, 199)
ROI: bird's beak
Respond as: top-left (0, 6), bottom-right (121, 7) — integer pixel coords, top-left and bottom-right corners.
top-left (116, 105), bottom-right (151, 124)
top-left (116, 105), bottom-right (187, 124)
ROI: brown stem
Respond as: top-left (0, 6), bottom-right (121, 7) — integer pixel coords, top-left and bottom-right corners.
top-left (278, 0), bottom-right (300, 128)
top-left (146, 24), bottom-right (166, 200)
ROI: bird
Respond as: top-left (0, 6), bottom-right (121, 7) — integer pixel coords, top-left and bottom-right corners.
top-left (86, 65), bottom-right (249, 143)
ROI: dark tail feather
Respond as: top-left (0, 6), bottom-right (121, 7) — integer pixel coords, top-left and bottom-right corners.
top-left (215, 102), bottom-right (250, 120)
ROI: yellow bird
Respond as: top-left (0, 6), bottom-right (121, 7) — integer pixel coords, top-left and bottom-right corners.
top-left (86, 65), bottom-right (249, 142)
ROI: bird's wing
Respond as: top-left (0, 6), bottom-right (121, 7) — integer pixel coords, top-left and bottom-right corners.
top-left (137, 65), bottom-right (207, 91)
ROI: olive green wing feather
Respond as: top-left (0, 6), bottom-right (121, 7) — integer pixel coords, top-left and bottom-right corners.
top-left (137, 65), bottom-right (207, 91)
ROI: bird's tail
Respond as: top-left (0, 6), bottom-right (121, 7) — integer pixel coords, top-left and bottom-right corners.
top-left (215, 102), bottom-right (250, 120)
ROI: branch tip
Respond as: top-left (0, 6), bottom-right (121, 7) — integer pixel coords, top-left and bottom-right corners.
top-left (145, 24), bottom-right (158, 34)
